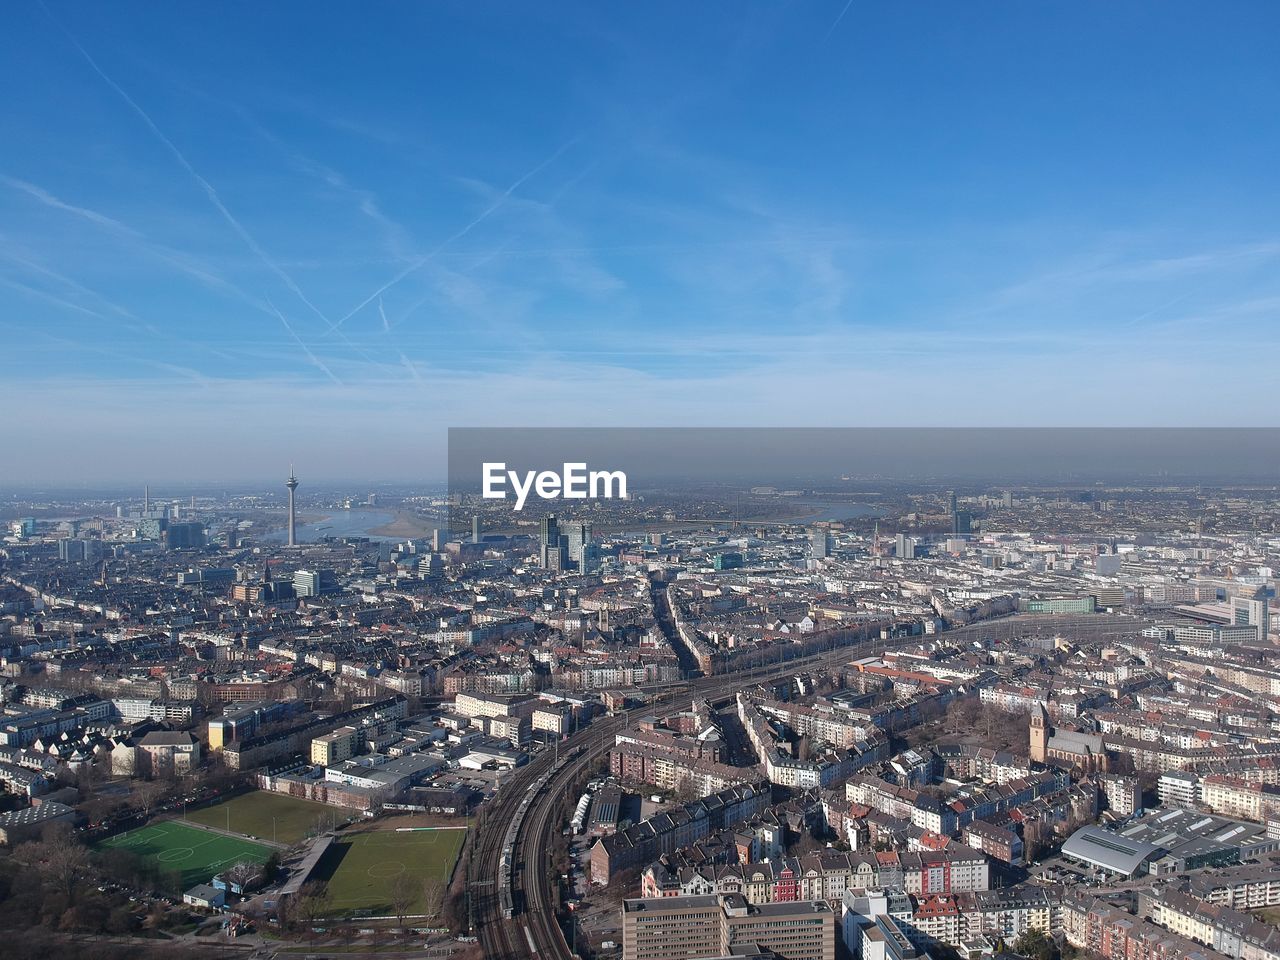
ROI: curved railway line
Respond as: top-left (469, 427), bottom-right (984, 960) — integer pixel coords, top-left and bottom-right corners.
top-left (469, 613), bottom-right (1141, 959)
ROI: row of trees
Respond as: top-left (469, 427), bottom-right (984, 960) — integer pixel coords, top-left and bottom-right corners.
top-left (277, 873), bottom-right (449, 940)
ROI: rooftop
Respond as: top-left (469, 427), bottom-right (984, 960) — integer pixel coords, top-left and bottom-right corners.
top-left (1061, 824), bottom-right (1163, 876)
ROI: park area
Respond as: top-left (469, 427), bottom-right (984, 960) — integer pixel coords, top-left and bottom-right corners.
top-left (96, 820), bottom-right (272, 890)
top-left (312, 826), bottom-right (466, 919)
top-left (185, 790), bottom-right (336, 846)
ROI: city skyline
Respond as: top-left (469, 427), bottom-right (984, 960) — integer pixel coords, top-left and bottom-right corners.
top-left (3, 468), bottom-right (1279, 957)
top-left (4, 7), bottom-right (1280, 958)
top-left (4, 2), bottom-right (1280, 482)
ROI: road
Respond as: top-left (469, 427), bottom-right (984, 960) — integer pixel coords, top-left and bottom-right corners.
top-left (470, 612), bottom-right (1142, 960)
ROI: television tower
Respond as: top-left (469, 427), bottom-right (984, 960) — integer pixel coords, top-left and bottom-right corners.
top-left (286, 465), bottom-right (299, 547)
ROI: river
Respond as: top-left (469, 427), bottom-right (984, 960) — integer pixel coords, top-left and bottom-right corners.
top-left (787, 500), bottom-right (885, 522)
top-left (263, 508), bottom-right (397, 543)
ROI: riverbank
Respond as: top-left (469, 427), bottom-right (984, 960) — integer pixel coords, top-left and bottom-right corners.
top-left (368, 511), bottom-right (437, 539)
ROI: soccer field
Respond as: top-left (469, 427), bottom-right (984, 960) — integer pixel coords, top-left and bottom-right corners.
top-left (98, 821), bottom-right (272, 890)
top-left (315, 827), bottom-right (466, 918)
top-left (186, 790), bottom-right (335, 845)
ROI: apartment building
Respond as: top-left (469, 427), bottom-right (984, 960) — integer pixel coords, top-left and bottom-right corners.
top-left (622, 895), bottom-right (723, 960)
top-left (453, 691), bottom-right (538, 719)
top-left (723, 895), bottom-right (835, 960)
top-left (1200, 776), bottom-right (1280, 823)
top-left (311, 725), bottom-right (359, 765)
top-left (594, 782), bottom-right (770, 883)
top-left (1186, 862), bottom-right (1280, 911)
top-left (622, 893), bottom-right (835, 960)
top-left (610, 739), bottom-right (757, 796)
top-left (136, 730), bottom-right (200, 777)
top-left (1140, 887), bottom-right (1280, 960)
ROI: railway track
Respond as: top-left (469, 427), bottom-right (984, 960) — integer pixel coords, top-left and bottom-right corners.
top-left (471, 613), bottom-right (1142, 959)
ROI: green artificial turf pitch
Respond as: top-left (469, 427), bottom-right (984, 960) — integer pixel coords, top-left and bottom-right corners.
top-left (313, 827), bottom-right (467, 917)
top-left (97, 820), bottom-right (272, 889)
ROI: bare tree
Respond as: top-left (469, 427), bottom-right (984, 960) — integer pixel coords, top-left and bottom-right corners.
top-left (672, 776), bottom-right (699, 804)
top-left (224, 860), bottom-right (260, 892)
top-left (293, 881), bottom-right (332, 938)
top-left (76, 759), bottom-right (101, 796)
top-left (133, 781), bottom-right (166, 818)
top-left (391, 871), bottom-right (415, 928)
top-left (15, 822), bottom-right (90, 896)
top-left (421, 877), bottom-right (445, 919)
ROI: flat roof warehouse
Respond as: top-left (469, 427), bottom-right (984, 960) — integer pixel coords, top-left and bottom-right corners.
top-left (1061, 825), bottom-right (1163, 878)
top-left (1061, 809), bottom-right (1280, 878)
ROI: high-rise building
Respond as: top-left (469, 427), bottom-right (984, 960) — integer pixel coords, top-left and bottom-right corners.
top-left (713, 552), bottom-right (744, 571)
top-left (137, 517), bottom-right (166, 540)
top-left (294, 568), bottom-right (336, 597)
top-left (895, 533), bottom-right (916, 560)
top-left (539, 514), bottom-right (559, 547)
top-left (165, 521), bottom-right (205, 550)
top-left (58, 538), bottom-right (102, 562)
top-left (564, 520), bottom-right (596, 572)
top-left (543, 543), bottom-right (567, 572)
top-left (472, 514), bottom-right (482, 544)
top-left (1231, 593), bottom-right (1271, 643)
top-left (286, 466), bottom-right (299, 547)
top-left (949, 491), bottom-right (972, 537)
top-left (810, 526), bottom-right (830, 559)
top-left (540, 514), bottom-right (566, 569)
top-left (431, 528), bottom-right (442, 552)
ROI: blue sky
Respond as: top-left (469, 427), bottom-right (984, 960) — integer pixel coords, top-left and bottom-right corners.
top-left (2, 2), bottom-right (1279, 482)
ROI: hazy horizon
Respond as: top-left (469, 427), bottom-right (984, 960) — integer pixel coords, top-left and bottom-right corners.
top-left (3, 427), bottom-right (1279, 489)
top-left (4, 3), bottom-right (1280, 482)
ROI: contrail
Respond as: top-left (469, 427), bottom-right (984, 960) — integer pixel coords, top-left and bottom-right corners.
top-left (3, 173), bottom-right (256, 320)
top-left (0, 174), bottom-right (140, 235)
top-left (2, 251), bottom-right (141, 323)
top-left (331, 137), bottom-right (580, 331)
top-left (397, 348), bottom-right (424, 383)
top-left (1121, 292), bottom-right (1192, 328)
top-left (265, 299), bottom-right (344, 386)
top-left (0, 275), bottom-right (116, 322)
top-left (823, 0), bottom-right (856, 43)
top-left (9, 325), bottom-right (211, 385)
top-left (43, 6), bottom-right (334, 332)
top-left (378, 296), bottom-right (390, 332)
